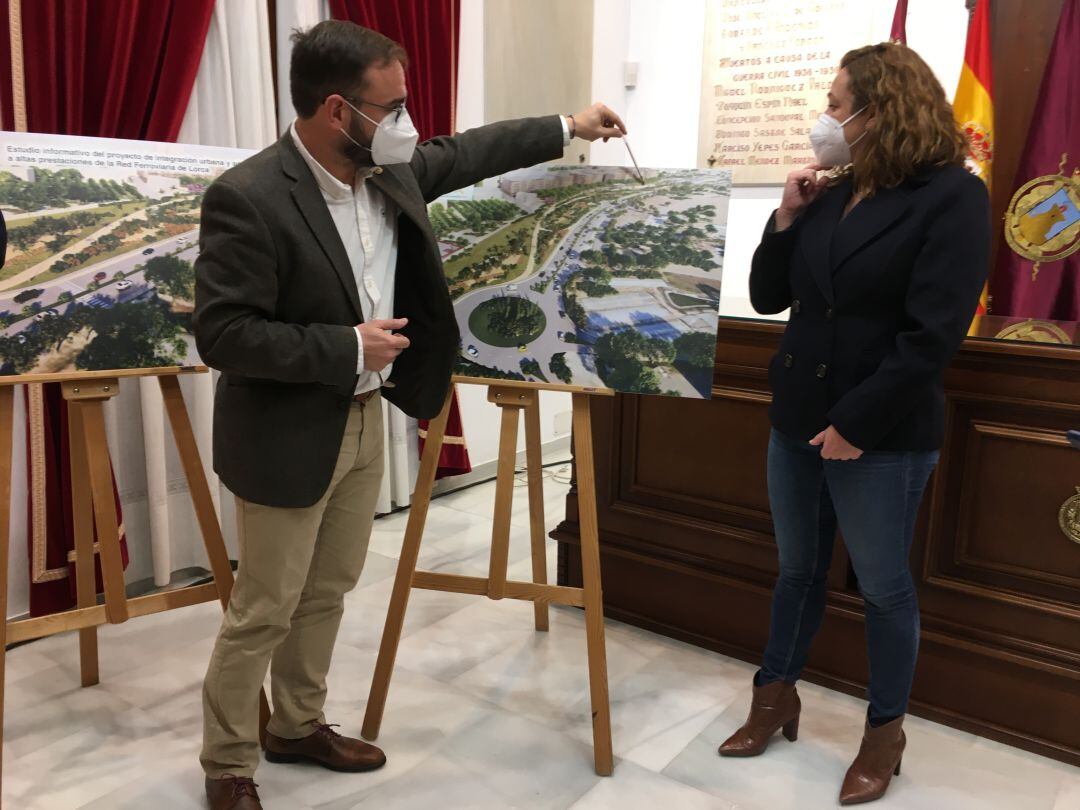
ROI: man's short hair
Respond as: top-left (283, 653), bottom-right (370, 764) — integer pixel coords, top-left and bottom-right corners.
top-left (290, 20), bottom-right (408, 118)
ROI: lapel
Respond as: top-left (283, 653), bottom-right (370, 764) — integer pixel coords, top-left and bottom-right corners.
top-left (278, 132), bottom-right (364, 323)
top-left (799, 182), bottom-right (848, 305)
top-left (830, 183), bottom-right (912, 274)
top-left (368, 164), bottom-right (426, 229)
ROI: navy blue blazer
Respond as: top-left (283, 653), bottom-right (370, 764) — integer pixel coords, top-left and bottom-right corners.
top-left (750, 164), bottom-right (990, 452)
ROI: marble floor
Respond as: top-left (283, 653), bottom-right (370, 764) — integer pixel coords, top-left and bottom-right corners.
top-left (4, 463), bottom-right (1079, 809)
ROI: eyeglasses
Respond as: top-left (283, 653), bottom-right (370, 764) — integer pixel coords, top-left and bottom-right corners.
top-left (342, 96), bottom-right (407, 124)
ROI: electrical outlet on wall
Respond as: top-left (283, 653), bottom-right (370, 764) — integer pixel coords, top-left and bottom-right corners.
top-left (554, 410), bottom-right (572, 436)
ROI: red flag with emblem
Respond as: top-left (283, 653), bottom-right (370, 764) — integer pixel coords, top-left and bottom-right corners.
top-left (990, 0), bottom-right (1080, 321)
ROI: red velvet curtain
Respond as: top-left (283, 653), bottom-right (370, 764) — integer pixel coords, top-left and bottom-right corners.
top-left (330, 0), bottom-right (471, 479)
top-left (327, 0), bottom-right (459, 144)
top-left (0, 6), bottom-right (12, 129)
top-left (2, 0), bottom-right (213, 139)
top-left (0, 0), bottom-right (214, 614)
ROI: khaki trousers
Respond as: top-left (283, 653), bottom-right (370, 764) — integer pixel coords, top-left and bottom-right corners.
top-left (201, 395), bottom-right (384, 778)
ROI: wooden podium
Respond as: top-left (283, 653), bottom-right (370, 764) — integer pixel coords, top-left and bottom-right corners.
top-left (361, 377), bottom-right (616, 776)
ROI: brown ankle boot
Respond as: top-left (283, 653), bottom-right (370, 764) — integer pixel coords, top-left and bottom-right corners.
top-left (839, 716), bottom-right (905, 805)
top-left (717, 679), bottom-right (800, 757)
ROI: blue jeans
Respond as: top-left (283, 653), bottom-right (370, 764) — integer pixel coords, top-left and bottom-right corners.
top-left (759, 429), bottom-right (939, 722)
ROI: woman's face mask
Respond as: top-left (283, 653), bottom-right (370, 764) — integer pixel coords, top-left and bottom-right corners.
top-left (809, 106), bottom-right (867, 168)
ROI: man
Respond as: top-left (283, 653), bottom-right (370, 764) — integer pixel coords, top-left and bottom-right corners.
top-left (193, 20), bottom-right (625, 810)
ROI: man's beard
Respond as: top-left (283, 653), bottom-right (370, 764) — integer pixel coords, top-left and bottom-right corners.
top-left (341, 117), bottom-right (374, 167)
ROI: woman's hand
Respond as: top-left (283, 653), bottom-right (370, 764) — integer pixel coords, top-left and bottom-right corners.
top-left (810, 426), bottom-right (863, 460)
top-left (775, 165), bottom-right (828, 231)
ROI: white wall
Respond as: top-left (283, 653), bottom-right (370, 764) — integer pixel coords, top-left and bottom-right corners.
top-left (589, 0), bottom-right (780, 322)
top-left (590, 0), bottom-right (707, 170)
top-left (453, 0), bottom-right (967, 465)
top-left (588, 0), bottom-right (969, 321)
top-left (591, 0), bottom-right (777, 319)
top-left (455, 0), bottom-right (574, 468)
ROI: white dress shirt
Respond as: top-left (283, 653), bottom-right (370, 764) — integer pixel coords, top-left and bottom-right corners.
top-left (290, 121), bottom-right (399, 395)
top-left (289, 116), bottom-right (572, 394)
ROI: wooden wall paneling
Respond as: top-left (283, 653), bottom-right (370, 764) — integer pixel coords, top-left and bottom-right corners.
top-left (555, 323), bottom-right (1080, 766)
top-left (949, 421), bottom-right (1080, 594)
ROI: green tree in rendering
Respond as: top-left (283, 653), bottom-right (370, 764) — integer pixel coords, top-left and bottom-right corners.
top-left (144, 255), bottom-right (196, 300)
top-left (77, 301), bottom-right (186, 371)
top-left (549, 352), bottom-right (573, 384)
top-left (673, 332), bottom-right (718, 369)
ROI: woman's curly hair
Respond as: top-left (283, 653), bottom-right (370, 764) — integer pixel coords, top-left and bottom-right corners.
top-left (836, 42), bottom-right (968, 195)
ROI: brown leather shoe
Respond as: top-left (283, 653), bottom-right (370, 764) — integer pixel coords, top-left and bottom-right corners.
top-left (205, 775), bottom-right (262, 810)
top-left (717, 679), bottom-right (800, 757)
top-left (839, 716), bottom-right (906, 805)
top-left (264, 723), bottom-right (387, 772)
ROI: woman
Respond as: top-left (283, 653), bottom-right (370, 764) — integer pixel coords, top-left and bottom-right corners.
top-left (717, 43), bottom-right (989, 805)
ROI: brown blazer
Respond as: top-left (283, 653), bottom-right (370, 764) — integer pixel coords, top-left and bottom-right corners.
top-left (194, 117), bottom-right (564, 508)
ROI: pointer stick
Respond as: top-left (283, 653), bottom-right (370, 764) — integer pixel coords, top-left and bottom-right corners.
top-left (622, 134), bottom-right (646, 185)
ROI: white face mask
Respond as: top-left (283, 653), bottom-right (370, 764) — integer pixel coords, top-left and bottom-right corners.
top-left (342, 99), bottom-right (419, 165)
top-left (809, 107), bottom-right (867, 168)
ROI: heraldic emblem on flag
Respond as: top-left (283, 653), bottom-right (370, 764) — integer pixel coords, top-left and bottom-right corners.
top-left (1003, 154), bottom-right (1080, 281)
top-left (961, 121), bottom-right (993, 181)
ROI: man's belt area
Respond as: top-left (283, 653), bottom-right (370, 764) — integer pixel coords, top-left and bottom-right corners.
top-left (353, 390), bottom-right (378, 405)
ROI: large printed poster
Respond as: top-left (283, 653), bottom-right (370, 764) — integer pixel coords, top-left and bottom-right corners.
top-left (1, 132), bottom-right (731, 398)
top-left (434, 165), bottom-right (731, 398)
top-left (0, 131), bottom-right (249, 378)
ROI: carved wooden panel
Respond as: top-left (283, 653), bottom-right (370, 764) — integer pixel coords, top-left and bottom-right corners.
top-left (620, 393), bottom-right (772, 528)
top-left (933, 416), bottom-right (1080, 599)
top-left (590, 390), bottom-right (780, 583)
top-left (909, 394), bottom-right (1080, 674)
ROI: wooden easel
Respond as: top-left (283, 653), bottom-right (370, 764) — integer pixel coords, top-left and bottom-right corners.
top-left (0, 369), bottom-right (269, 802)
top-left (362, 376), bottom-right (616, 776)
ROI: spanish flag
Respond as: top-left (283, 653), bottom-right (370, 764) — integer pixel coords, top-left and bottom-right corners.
top-left (952, 0), bottom-right (993, 322)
